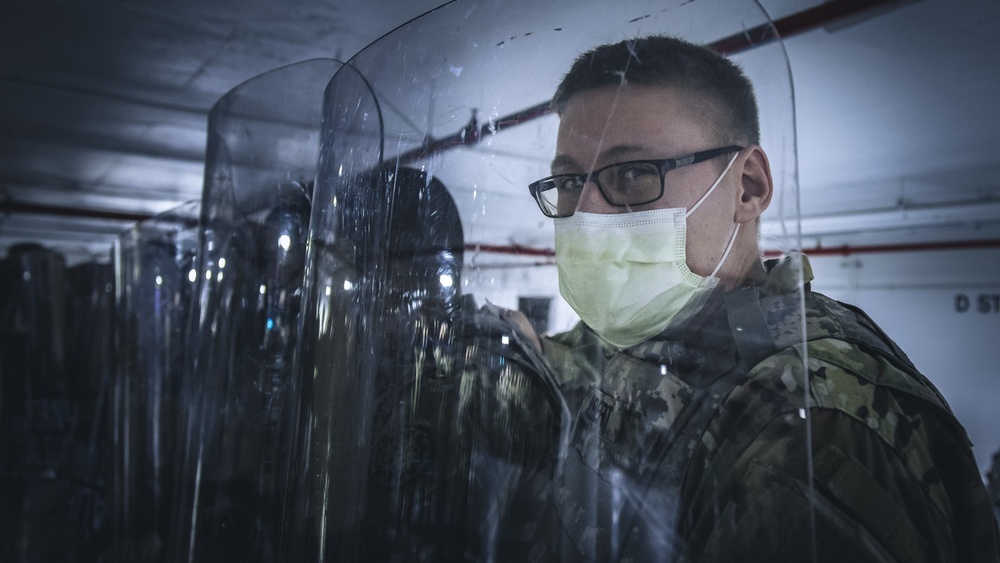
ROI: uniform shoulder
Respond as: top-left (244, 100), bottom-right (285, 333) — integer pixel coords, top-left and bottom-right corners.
top-left (688, 343), bottom-right (996, 562)
top-left (698, 330), bottom-right (967, 490)
top-left (541, 321), bottom-right (606, 391)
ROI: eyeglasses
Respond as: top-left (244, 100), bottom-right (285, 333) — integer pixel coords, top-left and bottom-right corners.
top-left (528, 145), bottom-right (743, 218)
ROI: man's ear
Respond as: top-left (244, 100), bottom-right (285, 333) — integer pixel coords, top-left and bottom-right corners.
top-left (734, 145), bottom-right (773, 223)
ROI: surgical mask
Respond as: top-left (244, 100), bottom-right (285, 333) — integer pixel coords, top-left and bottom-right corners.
top-left (554, 154), bottom-right (740, 348)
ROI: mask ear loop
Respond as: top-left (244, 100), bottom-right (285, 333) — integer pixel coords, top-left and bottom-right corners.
top-left (682, 151), bottom-right (741, 280)
top-left (709, 222), bottom-right (740, 279)
top-left (684, 152), bottom-right (739, 219)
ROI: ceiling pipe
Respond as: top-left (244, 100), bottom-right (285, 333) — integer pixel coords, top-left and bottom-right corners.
top-left (395, 0), bottom-right (913, 165)
top-left (2, 200), bottom-right (153, 223)
top-left (465, 237), bottom-right (1000, 261)
top-left (709, 0), bottom-right (918, 56)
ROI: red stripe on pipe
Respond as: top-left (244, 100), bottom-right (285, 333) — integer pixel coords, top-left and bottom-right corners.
top-left (469, 238), bottom-right (1000, 259)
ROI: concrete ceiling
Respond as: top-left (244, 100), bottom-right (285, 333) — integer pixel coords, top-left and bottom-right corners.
top-left (2, 0), bottom-right (999, 264)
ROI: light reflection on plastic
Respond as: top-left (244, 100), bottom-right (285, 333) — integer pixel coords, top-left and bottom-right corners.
top-left (218, 257), bottom-right (226, 269)
top-left (205, 270), bottom-right (212, 281)
top-left (155, 275), bottom-right (163, 286)
top-left (267, 318), bottom-right (274, 330)
top-left (325, 286), bottom-right (332, 296)
top-left (501, 335), bottom-right (510, 346)
top-left (439, 274), bottom-right (453, 288)
top-left (338, 164), bottom-right (344, 177)
top-left (343, 280), bottom-right (353, 291)
top-left (278, 234), bottom-right (292, 251)
top-left (259, 284), bottom-right (267, 295)
top-left (217, 271), bottom-right (224, 282)
top-left (188, 269), bottom-right (197, 283)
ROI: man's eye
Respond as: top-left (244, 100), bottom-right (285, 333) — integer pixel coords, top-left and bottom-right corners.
top-left (617, 164), bottom-right (657, 181)
top-left (555, 177), bottom-right (583, 192)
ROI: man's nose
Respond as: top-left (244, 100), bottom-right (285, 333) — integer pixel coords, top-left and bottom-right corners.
top-left (575, 178), bottom-right (616, 214)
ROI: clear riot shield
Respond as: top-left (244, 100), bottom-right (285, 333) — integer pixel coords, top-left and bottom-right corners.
top-left (62, 259), bottom-right (115, 562)
top-left (297, 1), bottom-right (806, 562)
top-left (0, 245), bottom-right (71, 563)
top-left (170, 59), bottom-right (340, 563)
top-left (112, 202), bottom-right (200, 563)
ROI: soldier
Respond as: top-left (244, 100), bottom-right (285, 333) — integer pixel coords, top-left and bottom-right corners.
top-left (520, 35), bottom-right (1000, 562)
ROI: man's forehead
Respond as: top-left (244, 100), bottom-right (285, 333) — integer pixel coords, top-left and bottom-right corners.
top-left (559, 82), bottom-right (704, 114)
top-left (558, 85), bottom-right (710, 137)
top-left (553, 84), bottom-right (723, 165)
top-left (550, 144), bottom-right (648, 172)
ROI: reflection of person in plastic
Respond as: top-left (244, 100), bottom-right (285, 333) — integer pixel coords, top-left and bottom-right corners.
top-left (522, 36), bottom-right (1000, 562)
top-left (332, 168), bottom-right (565, 562)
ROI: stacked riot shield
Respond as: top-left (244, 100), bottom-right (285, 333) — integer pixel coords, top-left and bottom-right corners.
top-left (0, 245), bottom-right (72, 563)
top-left (292, 1), bottom-right (803, 562)
top-left (1, 245), bottom-right (115, 563)
top-left (61, 259), bottom-right (115, 561)
top-left (112, 202), bottom-right (200, 562)
top-left (166, 59), bottom-right (340, 563)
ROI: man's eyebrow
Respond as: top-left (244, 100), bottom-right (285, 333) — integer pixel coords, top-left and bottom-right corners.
top-left (600, 144), bottom-right (647, 161)
top-left (550, 144), bottom-right (648, 172)
top-left (550, 154), bottom-right (580, 172)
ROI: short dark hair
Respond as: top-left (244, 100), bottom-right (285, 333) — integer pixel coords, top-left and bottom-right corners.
top-left (552, 35), bottom-right (760, 146)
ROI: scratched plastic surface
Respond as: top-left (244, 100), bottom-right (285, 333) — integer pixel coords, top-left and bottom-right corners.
top-left (169, 59), bottom-right (341, 563)
top-left (106, 60), bottom-right (341, 562)
top-left (290, 1), bottom-right (804, 562)
top-left (112, 202), bottom-right (200, 562)
top-left (105, 1), bottom-right (806, 561)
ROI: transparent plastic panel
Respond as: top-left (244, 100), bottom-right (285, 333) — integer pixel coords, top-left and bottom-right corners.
top-left (289, 62), bottom-right (387, 563)
top-left (62, 259), bottom-right (115, 561)
top-left (170, 59), bottom-right (341, 563)
top-left (112, 202), bottom-right (200, 563)
top-left (299, 1), bottom-right (806, 562)
top-left (0, 245), bottom-right (71, 563)
top-left (0, 248), bottom-right (113, 563)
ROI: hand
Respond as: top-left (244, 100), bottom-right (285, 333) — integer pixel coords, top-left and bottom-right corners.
top-left (500, 308), bottom-right (543, 352)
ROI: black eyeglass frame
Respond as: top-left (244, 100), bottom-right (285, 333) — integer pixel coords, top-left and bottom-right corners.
top-left (528, 145), bottom-right (744, 218)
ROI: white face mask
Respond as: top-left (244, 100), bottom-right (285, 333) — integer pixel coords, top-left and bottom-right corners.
top-left (554, 154), bottom-right (740, 348)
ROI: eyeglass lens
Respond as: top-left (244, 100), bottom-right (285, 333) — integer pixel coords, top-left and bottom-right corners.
top-left (535, 161), bottom-right (662, 217)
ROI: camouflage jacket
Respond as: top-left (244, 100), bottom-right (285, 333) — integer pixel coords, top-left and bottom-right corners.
top-left (540, 256), bottom-right (1000, 562)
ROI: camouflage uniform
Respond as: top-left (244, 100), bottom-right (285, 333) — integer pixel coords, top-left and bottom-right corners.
top-left (539, 256), bottom-right (1000, 562)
